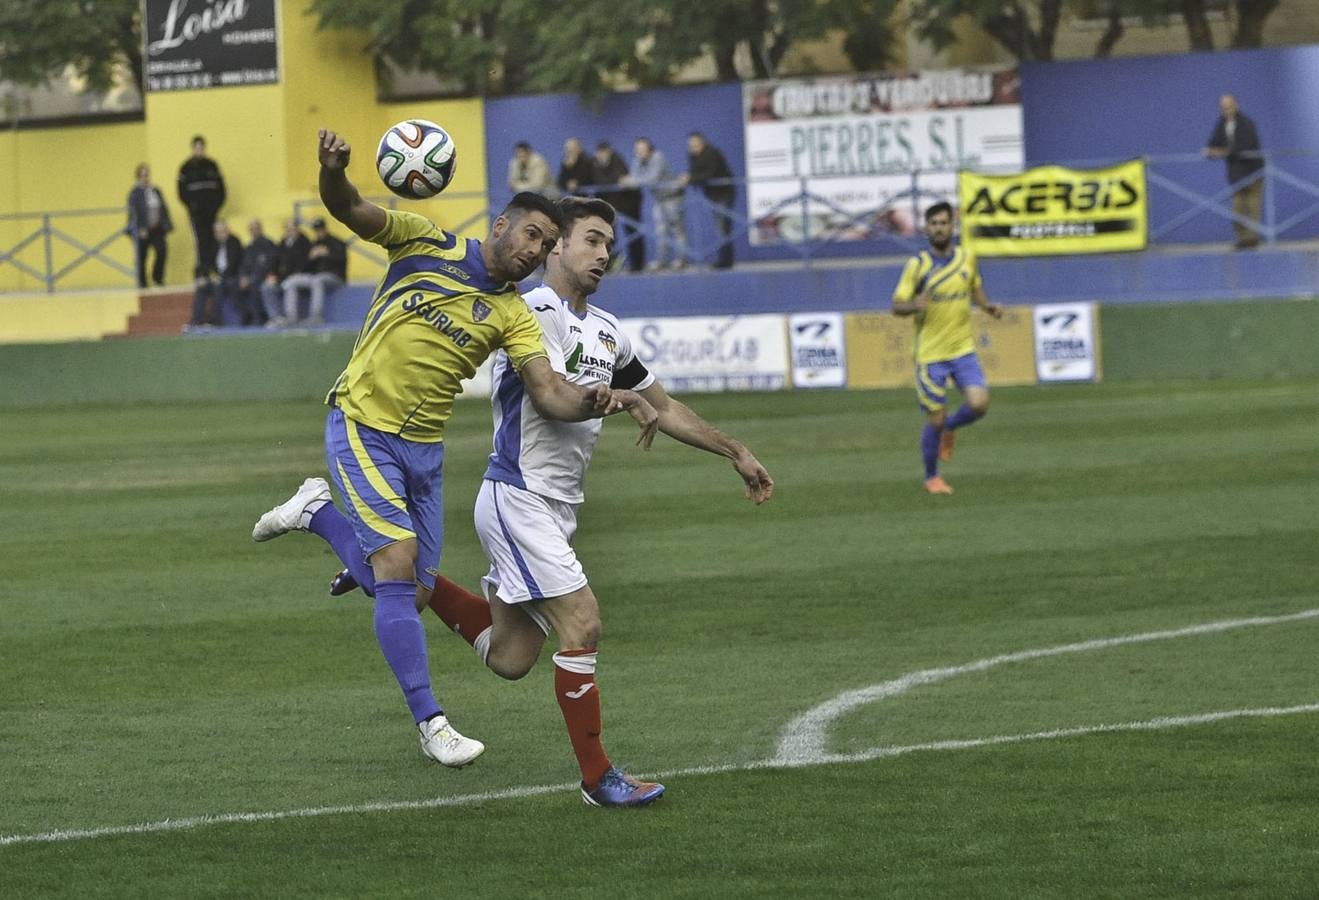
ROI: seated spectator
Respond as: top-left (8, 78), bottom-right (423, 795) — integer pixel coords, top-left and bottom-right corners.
top-left (237, 219), bottom-right (278, 326)
top-left (558, 138), bottom-right (594, 195)
top-left (281, 217), bottom-right (346, 326)
top-left (508, 141), bottom-right (557, 198)
top-left (594, 141), bottom-right (644, 272)
top-left (188, 219), bottom-right (243, 328)
top-left (263, 220), bottom-right (310, 328)
top-left (629, 137), bottom-right (688, 270)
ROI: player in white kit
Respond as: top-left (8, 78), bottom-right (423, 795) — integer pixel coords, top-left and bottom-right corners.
top-left (426, 196), bottom-right (775, 807)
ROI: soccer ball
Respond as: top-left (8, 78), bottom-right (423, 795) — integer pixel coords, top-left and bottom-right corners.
top-left (376, 119), bottom-right (458, 199)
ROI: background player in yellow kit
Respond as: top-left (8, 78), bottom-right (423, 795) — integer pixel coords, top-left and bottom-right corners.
top-left (891, 201), bottom-right (1003, 495)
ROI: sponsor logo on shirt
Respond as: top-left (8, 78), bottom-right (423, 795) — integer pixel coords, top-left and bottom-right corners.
top-left (402, 292), bottom-right (473, 347)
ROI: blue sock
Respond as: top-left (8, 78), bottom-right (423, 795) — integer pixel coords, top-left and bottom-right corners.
top-left (921, 424), bottom-right (941, 479)
top-left (373, 579), bottom-right (443, 724)
top-left (945, 403), bottom-right (981, 431)
top-left (308, 503), bottom-right (376, 596)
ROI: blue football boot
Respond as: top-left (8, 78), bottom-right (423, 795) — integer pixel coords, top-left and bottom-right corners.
top-left (581, 766), bottom-right (666, 808)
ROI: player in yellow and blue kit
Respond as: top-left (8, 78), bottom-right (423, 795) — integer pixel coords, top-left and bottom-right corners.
top-left (252, 129), bottom-right (658, 767)
top-left (892, 201), bottom-right (1003, 495)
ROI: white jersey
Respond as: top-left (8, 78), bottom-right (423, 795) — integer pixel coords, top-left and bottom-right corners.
top-left (483, 284), bottom-right (654, 503)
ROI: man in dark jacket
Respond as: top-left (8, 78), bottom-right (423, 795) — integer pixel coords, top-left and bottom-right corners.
top-left (1204, 94), bottom-right (1264, 249)
top-left (263, 220), bottom-right (311, 327)
top-left (682, 132), bottom-right (736, 269)
top-left (177, 135), bottom-right (227, 278)
top-left (280, 217), bottom-right (347, 326)
top-left (126, 163), bottom-right (173, 287)
top-left (557, 138), bottom-right (595, 195)
top-left (593, 142), bottom-right (645, 272)
top-left (238, 219), bottom-right (278, 326)
top-left (189, 219), bottom-right (243, 328)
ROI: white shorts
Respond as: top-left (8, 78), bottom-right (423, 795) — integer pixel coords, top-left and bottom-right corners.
top-left (475, 479), bottom-right (588, 606)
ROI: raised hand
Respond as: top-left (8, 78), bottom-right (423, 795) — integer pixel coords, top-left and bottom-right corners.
top-left (319, 129), bottom-right (352, 170)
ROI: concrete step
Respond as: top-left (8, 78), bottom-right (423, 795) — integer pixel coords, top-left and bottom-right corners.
top-left (109, 291), bottom-right (193, 338)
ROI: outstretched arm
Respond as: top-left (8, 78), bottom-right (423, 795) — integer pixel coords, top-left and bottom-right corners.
top-left (520, 358), bottom-right (659, 444)
top-left (317, 128), bottom-right (388, 241)
top-left (640, 381), bottom-right (774, 505)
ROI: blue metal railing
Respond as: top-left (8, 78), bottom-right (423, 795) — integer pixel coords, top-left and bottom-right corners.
top-left (0, 207), bottom-right (135, 293)
top-left (7, 152), bottom-right (1319, 295)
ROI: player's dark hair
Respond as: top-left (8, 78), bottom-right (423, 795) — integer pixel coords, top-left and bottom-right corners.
top-left (557, 195), bottom-right (616, 236)
top-left (514, 140), bottom-right (531, 151)
top-left (502, 191), bottom-right (565, 231)
top-left (191, 135), bottom-right (206, 146)
top-left (925, 201), bottom-right (954, 221)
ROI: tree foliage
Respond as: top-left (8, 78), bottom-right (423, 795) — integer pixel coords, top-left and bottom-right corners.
top-left (0, 0), bottom-right (142, 96)
top-left (311, 0), bottom-right (898, 99)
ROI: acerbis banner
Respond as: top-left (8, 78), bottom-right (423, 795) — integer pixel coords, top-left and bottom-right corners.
top-left (958, 160), bottom-right (1147, 256)
top-left (144, 0), bottom-right (280, 92)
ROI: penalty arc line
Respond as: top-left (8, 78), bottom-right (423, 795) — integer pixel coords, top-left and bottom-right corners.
top-left (773, 607), bottom-right (1319, 764)
top-left (2, 703), bottom-right (1317, 849)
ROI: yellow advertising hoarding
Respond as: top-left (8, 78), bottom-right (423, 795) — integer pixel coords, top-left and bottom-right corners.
top-left (845, 308), bottom-right (1037, 390)
top-left (958, 160), bottom-right (1147, 256)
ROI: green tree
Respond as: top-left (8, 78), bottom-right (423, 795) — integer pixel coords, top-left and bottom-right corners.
top-left (0, 0), bottom-right (143, 96)
top-left (311, 0), bottom-right (900, 100)
top-left (908, 0), bottom-right (1066, 61)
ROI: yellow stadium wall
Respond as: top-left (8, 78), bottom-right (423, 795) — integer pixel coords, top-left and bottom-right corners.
top-left (0, 290), bottom-right (141, 343)
top-left (0, 0), bottom-right (490, 304)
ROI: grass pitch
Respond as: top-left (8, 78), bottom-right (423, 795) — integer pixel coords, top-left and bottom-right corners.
top-left (2, 380), bottom-right (1317, 897)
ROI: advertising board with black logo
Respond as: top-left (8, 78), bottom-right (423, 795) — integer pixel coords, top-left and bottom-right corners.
top-left (144, 0), bottom-right (280, 92)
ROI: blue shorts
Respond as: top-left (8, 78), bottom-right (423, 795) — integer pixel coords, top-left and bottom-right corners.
top-left (916, 353), bottom-right (987, 413)
top-left (324, 408), bottom-right (444, 589)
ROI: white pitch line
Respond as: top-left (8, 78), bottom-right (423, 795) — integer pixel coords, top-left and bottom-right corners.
top-left (4, 609), bottom-right (1318, 849)
top-left (773, 608), bottom-right (1319, 764)
top-left (3, 703), bottom-right (1317, 849)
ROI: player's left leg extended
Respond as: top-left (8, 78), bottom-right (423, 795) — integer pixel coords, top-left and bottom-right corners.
top-left (538, 587), bottom-right (665, 808)
top-left (939, 353), bottom-right (991, 462)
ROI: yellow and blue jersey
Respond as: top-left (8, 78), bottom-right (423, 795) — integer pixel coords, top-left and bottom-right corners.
top-left (326, 210), bottom-right (547, 442)
top-left (892, 244), bottom-right (982, 364)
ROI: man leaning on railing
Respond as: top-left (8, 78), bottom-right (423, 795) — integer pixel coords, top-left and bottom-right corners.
top-left (1203, 93), bottom-right (1264, 250)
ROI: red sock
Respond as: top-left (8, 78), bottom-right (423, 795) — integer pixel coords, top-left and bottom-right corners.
top-left (554, 649), bottom-right (611, 788)
top-left (427, 576), bottom-right (492, 647)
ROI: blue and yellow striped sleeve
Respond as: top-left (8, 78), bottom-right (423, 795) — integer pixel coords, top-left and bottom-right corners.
top-left (501, 301), bottom-right (549, 371)
top-left (366, 209), bottom-right (447, 251)
top-left (892, 256), bottom-right (924, 304)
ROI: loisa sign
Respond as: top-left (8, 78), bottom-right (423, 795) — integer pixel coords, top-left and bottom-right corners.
top-left (144, 0), bottom-right (279, 92)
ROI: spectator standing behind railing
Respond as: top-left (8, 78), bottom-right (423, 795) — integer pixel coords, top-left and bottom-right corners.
top-left (1203, 93), bottom-right (1264, 249)
top-left (508, 141), bottom-right (557, 198)
top-left (680, 131), bottom-right (736, 269)
top-left (593, 141), bottom-right (644, 272)
top-left (177, 135), bottom-right (227, 280)
top-left (281, 217), bottom-right (346, 326)
top-left (188, 219), bottom-right (243, 329)
top-left (558, 138), bottom-right (595, 195)
top-left (126, 163), bottom-right (172, 288)
top-left (264, 220), bottom-right (311, 328)
top-left (238, 219), bottom-right (278, 327)
top-left (629, 138), bottom-right (687, 271)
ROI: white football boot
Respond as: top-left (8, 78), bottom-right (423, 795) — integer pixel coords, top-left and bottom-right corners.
top-left (419, 715), bottom-right (485, 768)
top-left (251, 477), bottom-right (331, 542)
